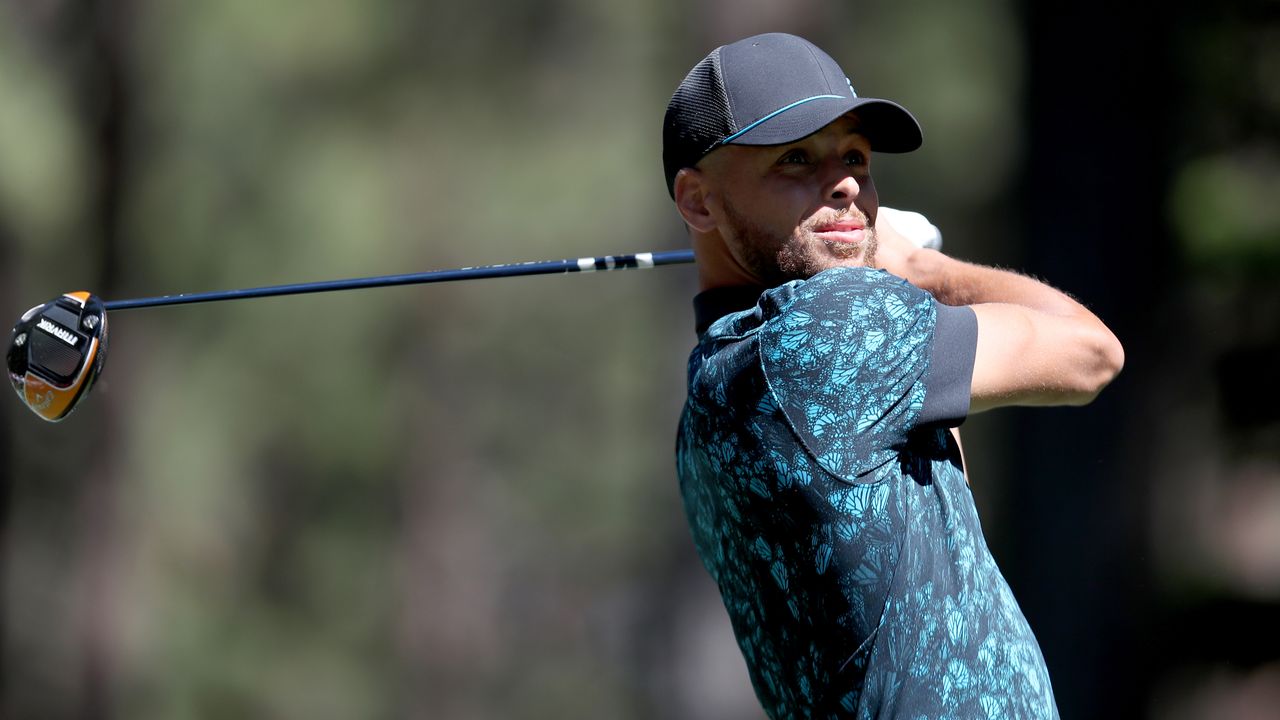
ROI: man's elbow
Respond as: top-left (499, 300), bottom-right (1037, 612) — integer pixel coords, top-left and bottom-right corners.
top-left (1066, 327), bottom-right (1125, 405)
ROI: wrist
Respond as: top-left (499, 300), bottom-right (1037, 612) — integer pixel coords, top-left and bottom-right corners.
top-left (874, 207), bottom-right (945, 287)
top-left (900, 247), bottom-right (948, 293)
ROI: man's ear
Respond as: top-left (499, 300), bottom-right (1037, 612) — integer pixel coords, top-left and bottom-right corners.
top-left (673, 168), bottom-right (717, 234)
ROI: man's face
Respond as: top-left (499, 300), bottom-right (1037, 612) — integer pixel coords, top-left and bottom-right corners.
top-left (699, 113), bottom-right (879, 286)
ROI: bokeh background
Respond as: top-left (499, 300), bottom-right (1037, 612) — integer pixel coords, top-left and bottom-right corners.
top-left (2, 1), bottom-right (1278, 718)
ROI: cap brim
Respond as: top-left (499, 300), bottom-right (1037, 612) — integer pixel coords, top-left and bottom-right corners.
top-left (725, 96), bottom-right (922, 153)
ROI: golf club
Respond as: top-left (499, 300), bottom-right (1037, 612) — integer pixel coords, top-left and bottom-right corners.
top-left (6, 250), bottom-right (693, 423)
top-left (7, 208), bottom-right (941, 423)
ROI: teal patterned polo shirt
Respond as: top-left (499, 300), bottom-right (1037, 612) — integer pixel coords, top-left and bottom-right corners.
top-left (676, 267), bottom-right (1058, 719)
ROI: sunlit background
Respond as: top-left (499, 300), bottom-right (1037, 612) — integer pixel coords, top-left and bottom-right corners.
top-left (2, 1), bottom-right (1278, 718)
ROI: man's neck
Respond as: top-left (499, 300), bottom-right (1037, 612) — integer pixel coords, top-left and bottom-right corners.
top-left (692, 234), bottom-right (764, 292)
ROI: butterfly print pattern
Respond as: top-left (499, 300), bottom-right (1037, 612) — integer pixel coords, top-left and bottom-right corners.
top-left (676, 267), bottom-right (1058, 719)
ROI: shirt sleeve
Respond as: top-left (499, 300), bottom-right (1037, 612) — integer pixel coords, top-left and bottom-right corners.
top-left (918, 302), bottom-right (978, 427)
top-left (758, 267), bottom-right (971, 482)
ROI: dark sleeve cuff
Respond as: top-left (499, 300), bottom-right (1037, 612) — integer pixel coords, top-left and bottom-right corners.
top-left (919, 302), bottom-right (978, 427)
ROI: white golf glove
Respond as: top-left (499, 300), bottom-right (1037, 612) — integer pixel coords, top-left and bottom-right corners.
top-left (879, 207), bottom-right (942, 251)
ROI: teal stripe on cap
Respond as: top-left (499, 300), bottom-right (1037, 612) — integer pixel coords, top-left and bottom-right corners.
top-left (721, 94), bottom-right (845, 144)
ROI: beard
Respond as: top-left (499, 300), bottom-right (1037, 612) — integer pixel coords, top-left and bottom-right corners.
top-left (720, 195), bottom-right (878, 287)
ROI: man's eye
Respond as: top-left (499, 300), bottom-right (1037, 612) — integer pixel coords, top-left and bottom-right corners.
top-left (845, 151), bottom-right (867, 166)
top-left (780, 150), bottom-right (809, 164)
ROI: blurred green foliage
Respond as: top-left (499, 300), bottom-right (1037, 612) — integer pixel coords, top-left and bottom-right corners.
top-left (1170, 149), bottom-right (1280, 274)
top-left (1165, 6), bottom-right (1280, 278)
top-left (1, 2), bottom-right (718, 717)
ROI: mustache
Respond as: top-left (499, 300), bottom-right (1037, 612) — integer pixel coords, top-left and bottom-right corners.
top-left (802, 207), bottom-right (870, 232)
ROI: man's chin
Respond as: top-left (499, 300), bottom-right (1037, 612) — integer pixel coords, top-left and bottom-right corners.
top-left (815, 239), bottom-right (876, 271)
top-left (820, 233), bottom-right (878, 270)
top-left (775, 245), bottom-right (871, 282)
top-left (820, 239), bottom-right (865, 261)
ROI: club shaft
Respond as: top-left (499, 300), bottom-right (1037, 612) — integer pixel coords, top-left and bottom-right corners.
top-left (102, 249), bottom-right (695, 311)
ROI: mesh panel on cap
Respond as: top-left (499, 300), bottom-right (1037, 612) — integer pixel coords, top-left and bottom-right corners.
top-left (663, 49), bottom-right (734, 196)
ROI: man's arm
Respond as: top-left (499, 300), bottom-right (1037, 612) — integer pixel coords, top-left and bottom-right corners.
top-left (875, 215), bottom-right (1125, 414)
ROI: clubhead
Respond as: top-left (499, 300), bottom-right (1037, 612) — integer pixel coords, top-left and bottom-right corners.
top-left (7, 292), bottom-right (109, 422)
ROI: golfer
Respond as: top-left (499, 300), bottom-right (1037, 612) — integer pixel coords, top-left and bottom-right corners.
top-left (668, 33), bottom-right (1123, 719)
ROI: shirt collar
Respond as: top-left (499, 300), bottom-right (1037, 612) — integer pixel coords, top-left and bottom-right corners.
top-left (692, 285), bottom-right (768, 335)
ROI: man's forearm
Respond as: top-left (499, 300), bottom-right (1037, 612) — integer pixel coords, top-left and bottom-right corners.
top-left (897, 246), bottom-right (1125, 409)
top-left (871, 197), bottom-right (1123, 412)
top-left (898, 249), bottom-right (1088, 319)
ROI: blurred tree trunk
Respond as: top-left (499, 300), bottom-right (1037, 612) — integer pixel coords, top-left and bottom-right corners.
top-left (1011, 1), bottom-right (1176, 716)
top-left (0, 220), bottom-right (14, 711)
top-left (69, 1), bottom-right (134, 717)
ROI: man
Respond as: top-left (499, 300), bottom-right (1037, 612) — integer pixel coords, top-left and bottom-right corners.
top-left (667, 33), bottom-right (1123, 719)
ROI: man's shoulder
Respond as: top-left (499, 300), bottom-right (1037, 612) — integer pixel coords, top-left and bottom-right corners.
top-left (764, 267), bottom-right (932, 329)
top-left (759, 267), bottom-right (935, 356)
top-left (754, 268), bottom-right (940, 481)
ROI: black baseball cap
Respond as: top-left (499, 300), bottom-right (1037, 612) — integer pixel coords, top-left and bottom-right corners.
top-left (663, 33), bottom-right (922, 198)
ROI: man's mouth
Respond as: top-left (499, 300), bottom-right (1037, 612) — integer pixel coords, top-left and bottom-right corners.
top-left (812, 219), bottom-right (867, 244)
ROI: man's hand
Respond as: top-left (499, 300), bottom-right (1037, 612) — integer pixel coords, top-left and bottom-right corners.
top-left (880, 208), bottom-right (942, 251)
top-left (874, 207), bottom-right (941, 280)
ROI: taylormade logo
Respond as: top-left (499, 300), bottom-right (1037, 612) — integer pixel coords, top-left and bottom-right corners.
top-left (38, 319), bottom-right (79, 347)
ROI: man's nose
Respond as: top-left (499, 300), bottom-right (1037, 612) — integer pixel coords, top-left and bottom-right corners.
top-left (824, 163), bottom-right (860, 201)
